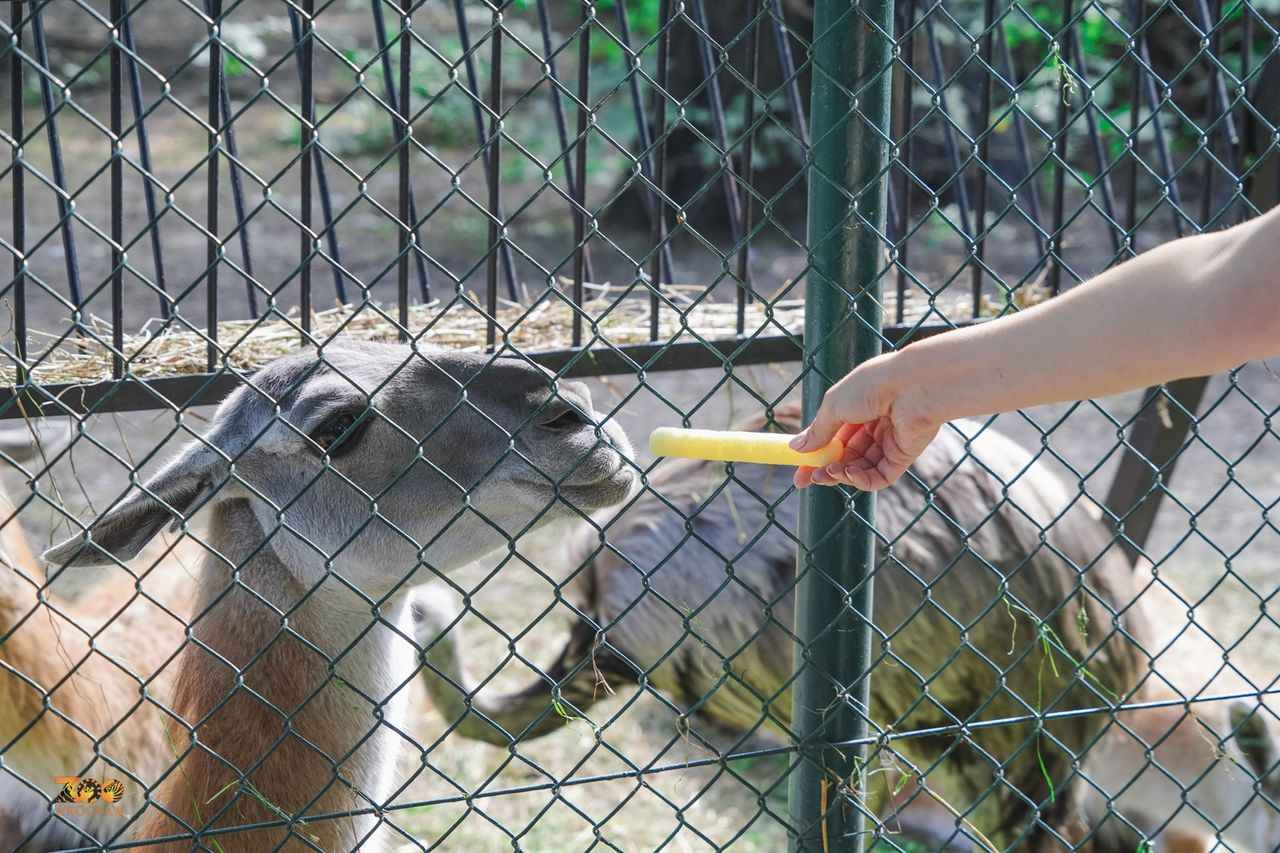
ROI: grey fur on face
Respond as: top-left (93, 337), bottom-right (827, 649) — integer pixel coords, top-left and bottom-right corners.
top-left (45, 341), bottom-right (637, 600)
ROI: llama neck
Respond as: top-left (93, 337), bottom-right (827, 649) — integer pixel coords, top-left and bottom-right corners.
top-left (141, 499), bottom-right (415, 851)
top-left (0, 497), bottom-right (74, 756)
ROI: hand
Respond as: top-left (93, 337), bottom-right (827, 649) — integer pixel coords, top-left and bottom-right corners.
top-left (789, 360), bottom-right (941, 491)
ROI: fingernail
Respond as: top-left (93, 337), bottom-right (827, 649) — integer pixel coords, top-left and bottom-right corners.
top-left (789, 433), bottom-right (808, 449)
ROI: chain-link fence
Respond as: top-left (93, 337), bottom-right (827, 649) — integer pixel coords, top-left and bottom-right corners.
top-left (1, 0), bottom-right (1278, 850)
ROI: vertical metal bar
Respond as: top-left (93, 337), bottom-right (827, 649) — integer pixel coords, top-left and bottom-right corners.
top-left (1068, 32), bottom-right (1121, 256)
top-left (1124, 0), bottom-right (1143, 244)
top-left (120, 0), bottom-right (168, 317)
top-left (648, 0), bottom-right (671, 342)
top-left (397, 0), bottom-right (410, 338)
top-left (894, 0), bottom-right (916, 324)
top-left (451, 0), bottom-right (518, 301)
top-left (1124, 0), bottom-right (1185, 238)
top-left (571, 4), bottom-right (591, 349)
top-left (788, 0), bottom-right (892, 847)
top-left (111, 0), bottom-right (124, 378)
top-left (288, 6), bottom-right (347, 306)
top-left (1048, 0), bottom-right (1072, 294)
top-left (997, 25), bottom-right (1045, 246)
top-left (736, 1), bottom-right (762, 337)
top-left (371, 0), bottom-right (429, 302)
top-left (614, 1), bottom-right (673, 288)
top-left (300, 0), bottom-right (314, 341)
top-left (206, 0), bottom-right (221, 372)
top-left (217, 58), bottom-right (257, 317)
top-left (922, 10), bottom-right (973, 239)
top-left (969, 0), bottom-right (995, 316)
top-left (537, 0), bottom-right (593, 284)
top-left (770, 0), bottom-right (809, 147)
top-left (10, 1), bottom-right (26, 387)
top-left (31, 4), bottom-right (83, 311)
top-left (1196, 0), bottom-right (1234, 228)
top-left (485, 11), bottom-right (503, 352)
top-left (689, 0), bottom-right (745, 249)
top-left (198, 0), bottom-right (254, 319)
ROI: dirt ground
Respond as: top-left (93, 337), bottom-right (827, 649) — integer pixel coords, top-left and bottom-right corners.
top-left (2, 2), bottom-right (1278, 850)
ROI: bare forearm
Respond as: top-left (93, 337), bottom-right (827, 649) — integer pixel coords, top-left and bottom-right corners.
top-left (886, 210), bottom-right (1280, 424)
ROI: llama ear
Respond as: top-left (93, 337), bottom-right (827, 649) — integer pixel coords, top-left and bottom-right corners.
top-left (1228, 701), bottom-right (1280, 787)
top-left (43, 443), bottom-right (226, 567)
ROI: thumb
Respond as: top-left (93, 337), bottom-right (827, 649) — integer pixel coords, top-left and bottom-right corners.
top-left (789, 399), bottom-right (845, 451)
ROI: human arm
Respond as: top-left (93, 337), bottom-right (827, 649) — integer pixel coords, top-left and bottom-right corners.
top-left (791, 206), bottom-right (1280, 490)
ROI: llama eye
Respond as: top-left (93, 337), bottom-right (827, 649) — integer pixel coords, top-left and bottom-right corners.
top-left (311, 411), bottom-right (369, 455)
top-left (540, 407), bottom-right (587, 431)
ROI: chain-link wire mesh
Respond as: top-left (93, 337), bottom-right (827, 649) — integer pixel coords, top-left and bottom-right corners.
top-left (0, 0), bottom-right (1277, 850)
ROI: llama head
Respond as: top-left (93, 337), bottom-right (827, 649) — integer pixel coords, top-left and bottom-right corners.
top-left (1219, 699), bottom-right (1280, 849)
top-left (44, 342), bottom-right (636, 598)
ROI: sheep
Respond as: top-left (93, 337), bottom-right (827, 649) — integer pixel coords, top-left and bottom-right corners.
top-left (0, 424), bottom-right (200, 851)
top-left (44, 341), bottom-right (637, 851)
top-left (413, 402), bottom-right (1151, 849)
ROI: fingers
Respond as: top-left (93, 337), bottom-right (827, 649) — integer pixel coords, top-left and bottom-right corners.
top-left (789, 397), bottom-right (848, 452)
top-left (795, 419), bottom-right (912, 491)
top-left (794, 422), bottom-right (862, 489)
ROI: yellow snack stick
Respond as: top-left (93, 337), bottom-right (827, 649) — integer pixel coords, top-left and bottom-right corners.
top-left (649, 427), bottom-right (845, 467)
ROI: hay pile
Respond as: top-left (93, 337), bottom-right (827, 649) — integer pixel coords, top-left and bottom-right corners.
top-left (16, 282), bottom-right (986, 385)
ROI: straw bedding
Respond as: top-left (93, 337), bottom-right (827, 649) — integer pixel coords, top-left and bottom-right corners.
top-left (13, 281), bottom-right (1013, 385)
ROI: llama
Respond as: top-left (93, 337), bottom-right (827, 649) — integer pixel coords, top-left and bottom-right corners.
top-left (413, 402), bottom-right (1151, 848)
top-left (1075, 571), bottom-right (1280, 852)
top-left (44, 342), bottom-right (637, 851)
top-left (0, 425), bottom-right (200, 851)
top-left (874, 575), bottom-right (1280, 851)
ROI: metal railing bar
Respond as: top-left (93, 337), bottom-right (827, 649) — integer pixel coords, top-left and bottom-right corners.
top-left (571, 3), bottom-right (590, 349)
top-left (216, 45), bottom-right (258, 319)
top-left (450, 0), bottom-right (519, 302)
top-left (1048, 0), bottom-right (1073, 294)
top-left (536, 0), bottom-right (593, 285)
top-left (1068, 30), bottom-right (1122, 256)
top-left (996, 23), bottom-right (1046, 250)
top-left (397, 0), bottom-right (411, 339)
top-left (288, 5), bottom-right (349, 307)
top-left (0, 322), bottom-right (977, 420)
top-left (111, 0), bottom-right (124, 378)
top-left (613, 0), bottom-right (674, 295)
top-left (9, 0), bottom-right (26, 388)
top-left (894, 0), bottom-right (917, 324)
top-left (647, 0), bottom-right (672, 342)
top-left (689, 0), bottom-right (745, 260)
top-left (735, 4), bottom-right (761, 337)
top-left (922, 5), bottom-right (974, 244)
top-left (486, 5), bottom-right (503, 351)
top-left (299, 0), bottom-right (315, 340)
top-left (120, 0), bottom-right (168, 317)
top-left (1124, 0), bottom-right (1144, 241)
top-left (205, 0), bottom-right (222, 372)
top-left (768, 0), bottom-right (808, 148)
top-left (970, 0), bottom-right (996, 316)
top-left (1124, 0), bottom-right (1185, 237)
top-left (30, 3), bottom-right (83, 312)
top-left (370, 0), bottom-right (430, 303)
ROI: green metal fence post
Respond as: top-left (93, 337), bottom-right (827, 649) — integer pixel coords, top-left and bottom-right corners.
top-left (788, 0), bottom-right (894, 847)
